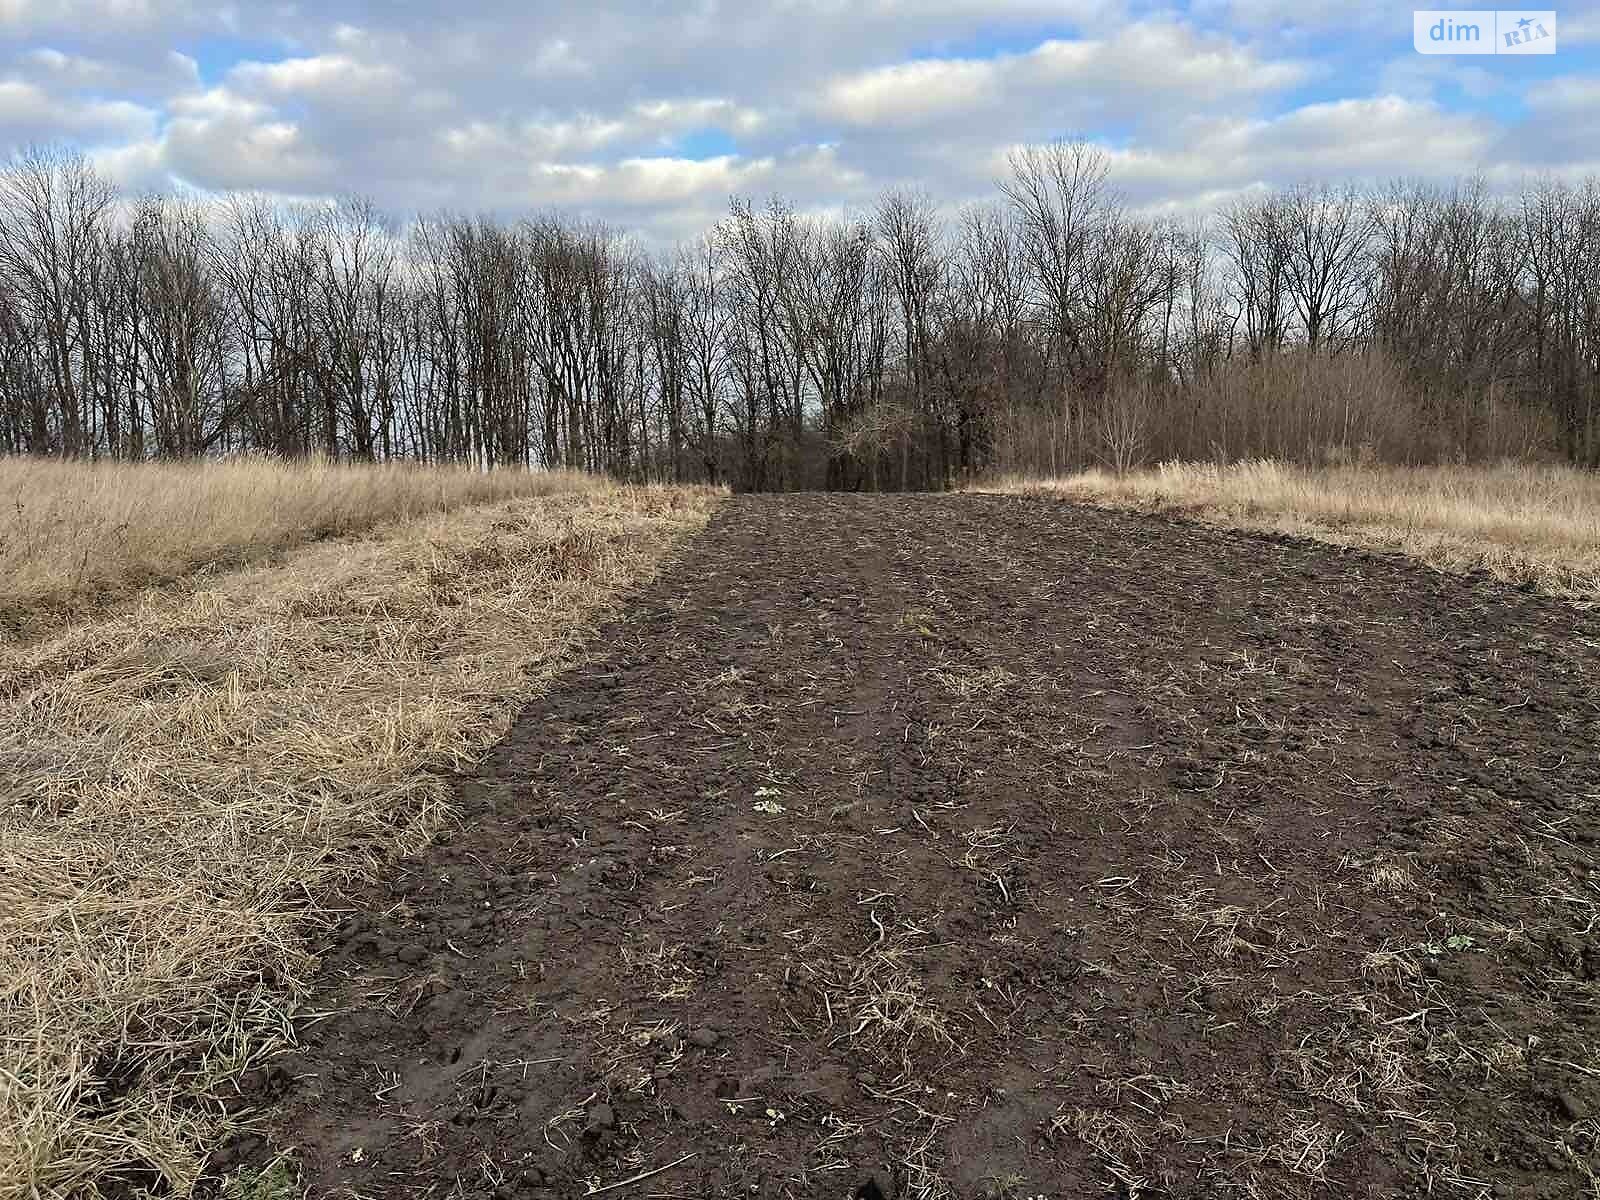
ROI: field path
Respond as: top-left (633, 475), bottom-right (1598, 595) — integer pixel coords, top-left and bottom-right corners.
top-left (258, 494), bottom-right (1599, 1200)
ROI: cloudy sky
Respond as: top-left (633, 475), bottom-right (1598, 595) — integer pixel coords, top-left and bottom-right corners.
top-left (1, 1), bottom-right (1597, 241)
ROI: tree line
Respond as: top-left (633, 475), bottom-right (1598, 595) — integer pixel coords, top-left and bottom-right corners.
top-left (1, 143), bottom-right (1596, 488)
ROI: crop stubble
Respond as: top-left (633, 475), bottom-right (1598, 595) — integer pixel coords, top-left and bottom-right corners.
top-left (254, 493), bottom-right (1600, 1199)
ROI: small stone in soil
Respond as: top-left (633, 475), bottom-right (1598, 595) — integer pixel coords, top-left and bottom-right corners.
top-left (587, 1102), bottom-right (616, 1129)
top-left (688, 1028), bottom-right (721, 1047)
top-left (396, 943), bottom-right (427, 964)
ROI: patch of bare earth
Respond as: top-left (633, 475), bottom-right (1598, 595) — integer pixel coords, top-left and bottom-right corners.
top-left (260, 494), bottom-right (1597, 1200)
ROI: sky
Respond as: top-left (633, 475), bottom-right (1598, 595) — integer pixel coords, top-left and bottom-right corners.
top-left (1, 1), bottom-right (1597, 242)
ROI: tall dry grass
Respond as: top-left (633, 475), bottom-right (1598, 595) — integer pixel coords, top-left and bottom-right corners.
top-left (0, 482), bottom-right (718, 1199)
top-left (0, 456), bottom-right (601, 634)
top-left (987, 460), bottom-right (1600, 600)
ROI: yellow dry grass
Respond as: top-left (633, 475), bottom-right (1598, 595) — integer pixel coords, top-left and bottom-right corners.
top-left (986, 460), bottom-right (1600, 601)
top-left (0, 480), bottom-right (719, 1200)
top-left (0, 455), bottom-right (602, 635)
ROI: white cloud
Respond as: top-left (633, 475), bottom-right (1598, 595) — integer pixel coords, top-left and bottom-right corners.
top-left (1191, 0), bottom-right (1399, 33)
top-left (1376, 55), bottom-right (1506, 102)
top-left (436, 116), bottom-right (629, 161)
top-left (825, 58), bottom-right (999, 126)
top-left (0, 0), bottom-right (228, 34)
top-left (230, 54), bottom-right (406, 98)
top-left (1525, 75), bottom-right (1600, 113)
top-left (946, 95), bottom-right (1500, 218)
top-left (1244, 96), bottom-right (1490, 175)
top-left (0, 79), bottom-right (157, 145)
top-left (1494, 74), bottom-right (1600, 176)
top-left (822, 21), bottom-right (1307, 131)
top-left (630, 98), bottom-right (766, 137)
top-left (20, 46), bottom-right (200, 96)
top-left (530, 38), bottom-right (590, 77)
top-left (1560, 13), bottom-right (1599, 44)
top-left (146, 84), bottom-right (329, 191)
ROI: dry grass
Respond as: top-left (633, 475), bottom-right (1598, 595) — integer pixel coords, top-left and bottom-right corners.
top-left (985, 460), bottom-right (1600, 601)
top-left (0, 455), bottom-right (603, 635)
top-left (0, 480), bottom-right (719, 1200)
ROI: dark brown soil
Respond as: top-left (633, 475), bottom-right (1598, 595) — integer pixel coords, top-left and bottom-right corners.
top-left (250, 494), bottom-right (1600, 1199)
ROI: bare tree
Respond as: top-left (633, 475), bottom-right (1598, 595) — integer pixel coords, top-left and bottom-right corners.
top-left (676, 234), bottom-right (732, 483)
top-left (1218, 195), bottom-right (1291, 362)
top-left (129, 197), bottom-right (234, 456)
top-left (0, 147), bottom-right (117, 456)
top-left (1278, 183), bottom-right (1377, 352)
top-left (1000, 139), bottom-right (1113, 393)
top-left (875, 190), bottom-right (944, 481)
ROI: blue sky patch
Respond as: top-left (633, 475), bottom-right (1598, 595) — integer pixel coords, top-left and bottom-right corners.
top-left (672, 127), bottom-right (739, 160)
top-left (907, 23), bottom-right (1084, 63)
top-left (185, 36), bottom-right (293, 85)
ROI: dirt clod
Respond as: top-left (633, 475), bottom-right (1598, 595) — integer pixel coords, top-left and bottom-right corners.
top-left (1556, 1089), bottom-right (1588, 1121)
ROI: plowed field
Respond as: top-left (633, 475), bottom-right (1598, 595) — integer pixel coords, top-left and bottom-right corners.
top-left (245, 494), bottom-right (1600, 1200)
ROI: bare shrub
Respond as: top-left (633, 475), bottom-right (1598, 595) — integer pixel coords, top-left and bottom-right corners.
top-left (1096, 381), bottom-right (1150, 475)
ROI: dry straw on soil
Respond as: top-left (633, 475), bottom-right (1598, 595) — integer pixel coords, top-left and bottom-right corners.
top-left (987, 460), bottom-right (1600, 601)
top-left (0, 478), bottom-right (718, 1200)
top-left (0, 456), bottom-right (600, 635)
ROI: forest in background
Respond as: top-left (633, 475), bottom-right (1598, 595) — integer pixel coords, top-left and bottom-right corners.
top-left (1, 143), bottom-right (1597, 490)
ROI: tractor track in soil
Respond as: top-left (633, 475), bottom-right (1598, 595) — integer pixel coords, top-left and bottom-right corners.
top-left (239, 493), bottom-right (1599, 1200)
